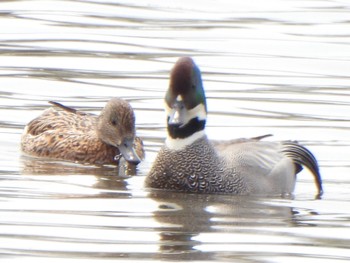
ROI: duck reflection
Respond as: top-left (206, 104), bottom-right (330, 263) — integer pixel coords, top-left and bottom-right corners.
top-left (148, 190), bottom-right (300, 261)
top-left (19, 155), bottom-right (140, 198)
top-left (20, 155), bottom-right (138, 177)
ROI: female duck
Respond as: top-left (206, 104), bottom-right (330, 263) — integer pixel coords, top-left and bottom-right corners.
top-left (146, 57), bottom-right (323, 196)
top-left (21, 98), bottom-right (144, 166)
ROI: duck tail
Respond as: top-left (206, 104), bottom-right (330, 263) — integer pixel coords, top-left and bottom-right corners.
top-left (49, 101), bottom-right (86, 115)
top-left (282, 141), bottom-right (323, 197)
top-left (251, 134), bottom-right (273, 141)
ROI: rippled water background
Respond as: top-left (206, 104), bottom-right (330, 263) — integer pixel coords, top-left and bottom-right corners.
top-left (1, 0), bottom-right (350, 262)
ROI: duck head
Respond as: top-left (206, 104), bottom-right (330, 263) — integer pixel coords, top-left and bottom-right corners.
top-left (97, 98), bottom-right (141, 165)
top-left (165, 57), bottom-right (207, 143)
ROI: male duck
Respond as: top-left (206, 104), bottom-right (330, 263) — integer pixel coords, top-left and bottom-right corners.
top-left (146, 57), bottom-right (323, 196)
top-left (21, 98), bottom-right (144, 166)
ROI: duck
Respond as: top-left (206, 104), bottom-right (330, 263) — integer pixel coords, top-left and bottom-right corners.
top-left (21, 98), bottom-right (144, 166)
top-left (145, 57), bottom-right (323, 196)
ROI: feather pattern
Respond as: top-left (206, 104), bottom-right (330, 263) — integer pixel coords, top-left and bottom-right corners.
top-left (146, 57), bottom-right (323, 196)
top-left (282, 141), bottom-right (323, 195)
top-left (21, 98), bottom-right (144, 166)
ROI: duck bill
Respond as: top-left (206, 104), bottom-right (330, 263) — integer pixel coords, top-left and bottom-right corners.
top-left (168, 101), bottom-right (186, 127)
top-left (116, 138), bottom-right (141, 165)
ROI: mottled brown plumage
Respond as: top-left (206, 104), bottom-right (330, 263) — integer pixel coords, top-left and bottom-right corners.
top-left (21, 98), bottom-right (144, 166)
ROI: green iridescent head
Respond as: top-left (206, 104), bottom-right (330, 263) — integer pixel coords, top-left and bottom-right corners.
top-left (165, 57), bottom-right (207, 140)
top-left (165, 57), bottom-right (207, 113)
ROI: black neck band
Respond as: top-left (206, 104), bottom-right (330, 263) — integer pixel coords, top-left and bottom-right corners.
top-left (167, 117), bottom-right (205, 139)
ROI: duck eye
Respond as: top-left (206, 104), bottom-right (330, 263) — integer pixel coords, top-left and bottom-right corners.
top-left (111, 119), bottom-right (118, 126)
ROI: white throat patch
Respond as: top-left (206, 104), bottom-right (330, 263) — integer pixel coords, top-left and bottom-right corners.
top-left (165, 130), bottom-right (206, 151)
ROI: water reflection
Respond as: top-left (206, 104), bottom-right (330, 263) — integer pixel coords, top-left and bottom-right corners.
top-left (1, 0), bottom-right (350, 261)
top-left (21, 156), bottom-right (116, 175)
top-left (148, 191), bottom-right (299, 261)
top-left (146, 190), bottom-right (349, 261)
top-left (20, 154), bottom-right (139, 176)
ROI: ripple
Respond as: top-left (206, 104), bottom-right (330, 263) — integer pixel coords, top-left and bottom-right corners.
top-left (1, 0), bottom-right (350, 261)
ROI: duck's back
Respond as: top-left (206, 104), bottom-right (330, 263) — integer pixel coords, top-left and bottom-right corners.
top-left (25, 108), bottom-right (96, 136)
top-left (214, 140), bottom-right (297, 194)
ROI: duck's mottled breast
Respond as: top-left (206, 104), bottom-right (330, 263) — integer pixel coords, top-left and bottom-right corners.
top-left (146, 136), bottom-right (246, 194)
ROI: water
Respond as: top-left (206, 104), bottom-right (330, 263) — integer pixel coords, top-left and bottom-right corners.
top-left (1, 0), bottom-right (350, 261)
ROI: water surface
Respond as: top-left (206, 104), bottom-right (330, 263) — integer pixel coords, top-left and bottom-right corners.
top-left (1, 0), bottom-right (350, 262)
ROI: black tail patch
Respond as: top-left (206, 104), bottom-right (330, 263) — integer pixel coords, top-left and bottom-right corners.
top-left (282, 141), bottom-right (323, 197)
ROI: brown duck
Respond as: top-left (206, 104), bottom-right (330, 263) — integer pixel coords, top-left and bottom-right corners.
top-left (21, 98), bottom-right (144, 166)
